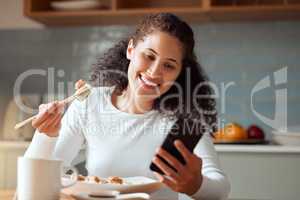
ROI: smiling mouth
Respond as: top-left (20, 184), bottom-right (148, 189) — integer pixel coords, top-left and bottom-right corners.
top-left (138, 74), bottom-right (160, 88)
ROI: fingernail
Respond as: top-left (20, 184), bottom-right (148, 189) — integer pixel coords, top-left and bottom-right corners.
top-left (152, 156), bottom-right (158, 162)
top-left (37, 110), bottom-right (46, 118)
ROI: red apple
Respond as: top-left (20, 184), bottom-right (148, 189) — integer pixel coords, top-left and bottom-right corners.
top-left (247, 125), bottom-right (265, 140)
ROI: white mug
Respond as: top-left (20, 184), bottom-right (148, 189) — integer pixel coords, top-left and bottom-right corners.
top-left (17, 156), bottom-right (77, 200)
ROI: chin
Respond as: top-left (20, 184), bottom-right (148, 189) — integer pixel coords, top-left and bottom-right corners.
top-left (135, 88), bottom-right (160, 100)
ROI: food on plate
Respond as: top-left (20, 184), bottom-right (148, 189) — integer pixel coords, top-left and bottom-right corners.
top-left (213, 123), bottom-right (248, 142)
top-left (247, 125), bottom-right (265, 140)
top-left (76, 175), bottom-right (123, 184)
top-left (77, 175), bottom-right (86, 181)
top-left (108, 176), bottom-right (123, 184)
top-left (87, 176), bottom-right (108, 184)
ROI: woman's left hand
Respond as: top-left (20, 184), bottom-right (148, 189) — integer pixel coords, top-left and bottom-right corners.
top-left (152, 140), bottom-right (203, 196)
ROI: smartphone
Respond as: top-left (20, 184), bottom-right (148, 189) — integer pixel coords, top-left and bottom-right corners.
top-left (150, 117), bottom-right (204, 175)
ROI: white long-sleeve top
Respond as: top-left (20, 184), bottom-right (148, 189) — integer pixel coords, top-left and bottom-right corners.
top-left (25, 87), bottom-right (230, 200)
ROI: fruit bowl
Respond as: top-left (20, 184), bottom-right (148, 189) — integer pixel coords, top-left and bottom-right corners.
top-left (213, 123), bottom-right (267, 144)
top-left (213, 138), bottom-right (268, 144)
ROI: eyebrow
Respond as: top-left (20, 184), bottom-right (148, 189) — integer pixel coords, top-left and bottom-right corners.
top-left (146, 48), bottom-right (179, 65)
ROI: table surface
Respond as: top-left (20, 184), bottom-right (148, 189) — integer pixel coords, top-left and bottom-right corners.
top-left (0, 188), bottom-right (179, 200)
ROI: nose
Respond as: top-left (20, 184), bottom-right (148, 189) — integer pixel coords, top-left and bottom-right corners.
top-left (146, 61), bottom-right (162, 78)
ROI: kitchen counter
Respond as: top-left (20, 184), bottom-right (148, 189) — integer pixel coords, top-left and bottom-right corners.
top-left (215, 144), bottom-right (300, 153)
top-left (0, 190), bottom-right (81, 200)
top-left (1, 141), bottom-right (300, 153)
top-left (0, 141), bottom-right (30, 149)
top-left (0, 188), bottom-right (179, 200)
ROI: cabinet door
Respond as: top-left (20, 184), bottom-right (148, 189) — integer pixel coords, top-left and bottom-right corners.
top-left (218, 152), bottom-right (300, 200)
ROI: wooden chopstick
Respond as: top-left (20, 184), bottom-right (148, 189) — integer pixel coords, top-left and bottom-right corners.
top-left (14, 85), bottom-right (90, 130)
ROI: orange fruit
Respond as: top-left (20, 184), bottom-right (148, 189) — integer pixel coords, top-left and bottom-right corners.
top-left (223, 123), bottom-right (248, 141)
top-left (213, 129), bottom-right (224, 140)
top-left (213, 123), bottom-right (248, 142)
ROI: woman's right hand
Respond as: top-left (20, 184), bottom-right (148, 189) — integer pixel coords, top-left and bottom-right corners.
top-left (32, 80), bottom-right (86, 137)
top-left (32, 101), bottom-right (64, 137)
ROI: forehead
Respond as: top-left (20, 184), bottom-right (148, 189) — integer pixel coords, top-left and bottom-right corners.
top-left (136, 32), bottom-right (184, 60)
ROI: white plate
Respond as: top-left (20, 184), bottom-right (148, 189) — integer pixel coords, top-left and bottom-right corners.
top-left (51, 0), bottom-right (103, 11)
top-left (64, 176), bottom-right (163, 194)
top-left (72, 192), bottom-right (150, 200)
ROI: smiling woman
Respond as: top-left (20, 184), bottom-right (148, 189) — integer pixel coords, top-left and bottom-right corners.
top-left (24, 13), bottom-right (230, 200)
top-left (90, 14), bottom-right (217, 122)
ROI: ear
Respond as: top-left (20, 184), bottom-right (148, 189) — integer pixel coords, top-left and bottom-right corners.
top-left (126, 39), bottom-right (134, 60)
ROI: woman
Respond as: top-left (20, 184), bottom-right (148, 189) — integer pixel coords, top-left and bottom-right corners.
top-left (25, 13), bottom-right (230, 199)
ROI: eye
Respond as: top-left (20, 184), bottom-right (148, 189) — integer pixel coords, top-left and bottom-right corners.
top-left (144, 53), bottom-right (155, 61)
top-left (164, 63), bottom-right (175, 70)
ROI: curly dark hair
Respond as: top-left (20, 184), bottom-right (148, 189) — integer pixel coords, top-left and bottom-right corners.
top-left (90, 13), bottom-right (217, 135)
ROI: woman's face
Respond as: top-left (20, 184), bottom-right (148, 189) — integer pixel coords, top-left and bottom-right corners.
top-left (126, 31), bottom-right (183, 101)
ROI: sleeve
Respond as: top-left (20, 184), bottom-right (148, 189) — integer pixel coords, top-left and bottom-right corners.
top-left (24, 100), bottom-right (86, 167)
top-left (190, 134), bottom-right (231, 200)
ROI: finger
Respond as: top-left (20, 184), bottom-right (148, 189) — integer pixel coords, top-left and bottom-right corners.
top-left (75, 79), bottom-right (85, 90)
top-left (153, 172), bottom-right (179, 192)
top-left (174, 140), bottom-right (193, 164)
top-left (34, 102), bottom-right (59, 127)
top-left (47, 101), bottom-right (59, 115)
top-left (44, 113), bottom-right (62, 129)
top-left (47, 115), bottom-right (62, 134)
top-left (32, 106), bottom-right (52, 128)
top-left (37, 112), bottom-right (61, 132)
top-left (152, 156), bottom-right (180, 183)
top-left (52, 113), bottom-right (63, 128)
top-left (156, 148), bottom-right (185, 175)
top-left (56, 101), bottom-right (66, 113)
top-left (38, 103), bottom-right (46, 110)
top-left (190, 156), bottom-right (203, 173)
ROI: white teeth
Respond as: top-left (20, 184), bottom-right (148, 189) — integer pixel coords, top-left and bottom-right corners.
top-left (140, 75), bottom-right (158, 87)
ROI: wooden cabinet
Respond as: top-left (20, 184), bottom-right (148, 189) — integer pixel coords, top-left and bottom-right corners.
top-left (24, 0), bottom-right (300, 26)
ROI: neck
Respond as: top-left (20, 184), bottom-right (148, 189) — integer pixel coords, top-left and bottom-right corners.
top-left (113, 87), bottom-right (154, 114)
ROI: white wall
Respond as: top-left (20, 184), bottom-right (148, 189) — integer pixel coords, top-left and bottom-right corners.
top-left (0, 0), bottom-right (43, 29)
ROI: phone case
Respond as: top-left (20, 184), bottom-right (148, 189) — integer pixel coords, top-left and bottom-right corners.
top-left (150, 117), bottom-right (204, 175)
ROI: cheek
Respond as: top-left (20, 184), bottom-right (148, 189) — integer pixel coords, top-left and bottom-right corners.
top-left (131, 54), bottom-right (149, 72)
top-left (127, 57), bottom-right (148, 82)
top-left (161, 70), bottom-right (181, 90)
top-left (161, 74), bottom-right (178, 90)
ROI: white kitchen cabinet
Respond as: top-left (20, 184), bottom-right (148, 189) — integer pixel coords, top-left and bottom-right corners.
top-left (0, 141), bottom-right (85, 190)
top-left (216, 145), bottom-right (300, 200)
top-left (5, 149), bottom-right (27, 189)
top-left (0, 142), bottom-right (28, 190)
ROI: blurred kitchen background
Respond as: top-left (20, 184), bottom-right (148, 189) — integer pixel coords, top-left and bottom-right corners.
top-left (0, 0), bottom-right (300, 199)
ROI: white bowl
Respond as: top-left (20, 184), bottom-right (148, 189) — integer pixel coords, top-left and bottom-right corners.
top-left (51, 0), bottom-right (103, 11)
top-left (272, 131), bottom-right (300, 146)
